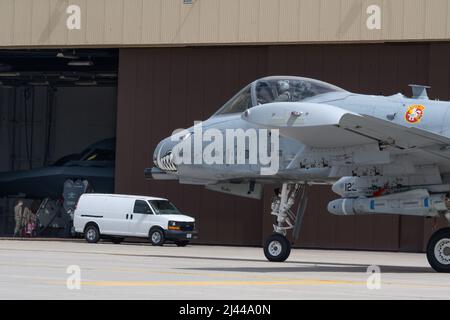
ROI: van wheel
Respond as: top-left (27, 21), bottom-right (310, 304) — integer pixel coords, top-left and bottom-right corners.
top-left (175, 240), bottom-right (189, 247)
top-left (85, 225), bottom-right (100, 243)
top-left (149, 228), bottom-right (165, 246)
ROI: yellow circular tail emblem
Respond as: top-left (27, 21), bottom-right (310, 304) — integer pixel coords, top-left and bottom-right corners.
top-left (405, 105), bottom-right (425, 124)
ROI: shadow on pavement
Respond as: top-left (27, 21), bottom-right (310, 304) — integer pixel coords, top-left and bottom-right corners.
top-left (177, 264), bottom-right (434, 274)
top-left (128, 253), bottom-right (434, 274)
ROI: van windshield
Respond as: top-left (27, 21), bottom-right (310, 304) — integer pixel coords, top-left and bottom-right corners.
top-left (148, 200), bottom-right (180, 215)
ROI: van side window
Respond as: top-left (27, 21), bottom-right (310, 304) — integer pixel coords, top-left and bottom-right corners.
top-left (133, 200), bottom-right (152, 214)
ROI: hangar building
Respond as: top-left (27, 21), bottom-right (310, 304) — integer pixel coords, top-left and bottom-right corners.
top-left (1, 0), bottom-right (449, 251)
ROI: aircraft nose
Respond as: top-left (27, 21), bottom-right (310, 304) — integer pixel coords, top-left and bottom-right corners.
top-left (153, 137), bottom-right (178, 172)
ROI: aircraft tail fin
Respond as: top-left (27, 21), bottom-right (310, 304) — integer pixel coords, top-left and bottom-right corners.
top-left (409, 84), bottom-right (430, 100)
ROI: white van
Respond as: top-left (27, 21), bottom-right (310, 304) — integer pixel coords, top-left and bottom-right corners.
top-left (74, 194), bottom-right (197, 246)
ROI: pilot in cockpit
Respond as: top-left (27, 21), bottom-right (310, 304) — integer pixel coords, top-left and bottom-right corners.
top-left (275, 80), bottom-right (292, 102)
top-left (293, 80), bottom-right (315, 101)
top-left (256, 82), bottom-right (274, 105)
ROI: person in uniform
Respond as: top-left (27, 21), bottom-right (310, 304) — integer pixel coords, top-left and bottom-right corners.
top-left (293, 80), bottom-right (315, 101)
top-left (24, 202), bottom-right (38, 237)
top-left (14, 200), bottom-right (24, 237)
top-left (256, 82), bottom-right (274, 105)
top-left (275, 80), bottom-right (291, 102)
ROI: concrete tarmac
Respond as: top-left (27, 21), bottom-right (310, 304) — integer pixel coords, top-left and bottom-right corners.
top-left (0, 239), bottom-right (449, 300)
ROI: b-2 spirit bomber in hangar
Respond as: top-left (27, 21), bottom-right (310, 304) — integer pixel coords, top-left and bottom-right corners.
top-left (148, 76), bottom-right (450, 273)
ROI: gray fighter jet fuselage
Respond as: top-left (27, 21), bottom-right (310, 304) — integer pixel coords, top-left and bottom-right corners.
top-left (148, 76), bottom-right (450, 273)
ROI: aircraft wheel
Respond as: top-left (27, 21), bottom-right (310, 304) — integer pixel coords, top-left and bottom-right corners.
top-left (264, 233), bottom-right (291, 262)
top-left (427, 227), bottom-right (450, 273)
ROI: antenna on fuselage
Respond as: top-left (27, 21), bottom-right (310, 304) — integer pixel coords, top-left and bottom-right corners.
top-left (408, 84), bottom-right (430, 100)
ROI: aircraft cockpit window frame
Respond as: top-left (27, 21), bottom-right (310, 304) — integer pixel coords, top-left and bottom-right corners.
top-left (214, 85), bottom-right (254, 116)
top-left (213, 77), bottom-right (346, 116)
top-left (254, 78), bottom-right (345, 105)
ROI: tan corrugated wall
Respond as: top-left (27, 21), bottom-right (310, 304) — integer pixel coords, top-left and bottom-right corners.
top-left (1, 0), bottom-right (450, 48)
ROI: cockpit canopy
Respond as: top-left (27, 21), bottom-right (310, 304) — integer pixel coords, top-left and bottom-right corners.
top-left (214, 76), bottom-right (346, 116)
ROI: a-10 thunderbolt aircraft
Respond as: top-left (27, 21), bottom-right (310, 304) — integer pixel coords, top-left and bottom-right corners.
top-left (147, 76), bottom-right (450, 273)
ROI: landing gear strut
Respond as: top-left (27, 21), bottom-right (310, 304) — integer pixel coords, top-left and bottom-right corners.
top-left (426, 214), bottom-right (450, 273)
top-left (263, 183), bottom-right (308, 262)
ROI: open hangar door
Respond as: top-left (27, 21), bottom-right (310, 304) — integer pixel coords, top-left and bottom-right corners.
top-left (0, 49), bottom-right (118, 237)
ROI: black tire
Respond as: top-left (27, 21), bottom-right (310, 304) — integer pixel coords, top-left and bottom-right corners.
top-left (264, 233), bottom-right (291, 262)
top-left (149, 228), bottom-right (165, 246)
top-left (175, 240), bottom-right (189, 247)
top-left (426, 227), bottom-right (450, 273)
top-left (111, 237), bottom-right (124, 244)
top-left (84, 224), bottom-right (100, 244)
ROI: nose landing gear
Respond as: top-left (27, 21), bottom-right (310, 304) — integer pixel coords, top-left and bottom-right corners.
top-left (263, 183), bottom-right (308, 262)
top-left (264, 233), bottom-right (291, 262)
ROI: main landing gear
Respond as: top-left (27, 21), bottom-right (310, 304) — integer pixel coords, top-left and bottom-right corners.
top-left (264, 183), bottom-right (308, 262)
top-left (263, 185), bottom-right (450, 272)
top-left (426, 213), bottom-right (450, 273)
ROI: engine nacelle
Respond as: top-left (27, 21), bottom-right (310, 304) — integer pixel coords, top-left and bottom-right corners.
top-left (328, 189), bottom-right (449, 217)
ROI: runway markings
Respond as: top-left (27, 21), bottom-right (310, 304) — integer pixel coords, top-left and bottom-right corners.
top-left (64, 279), bottom-right (365, 287)
top-left (1, 242), bottom-right (449, 294)
top-left (45, 268), bottom-right (450, 289)
top-left (108, 267), bottom-right (321, 281)
top-left (2, 260), bottom-right (450, 290)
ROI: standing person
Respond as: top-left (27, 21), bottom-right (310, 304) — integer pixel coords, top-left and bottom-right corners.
top-left (21, 205), bottom-right (32, 237)
top-left (25, 201), bottom-right (39, 237)
top-left (14, 200), bottom-right (24, 237)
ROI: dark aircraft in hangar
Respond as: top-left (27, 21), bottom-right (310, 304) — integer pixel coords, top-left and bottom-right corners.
top-left (0, 138), bottom-right (115, 199)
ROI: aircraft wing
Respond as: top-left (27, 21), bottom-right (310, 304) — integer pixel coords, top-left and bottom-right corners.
top-left (339, 113), bottom-right (450, 150)
top-left (244, 102), bottom-right (450, 153)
